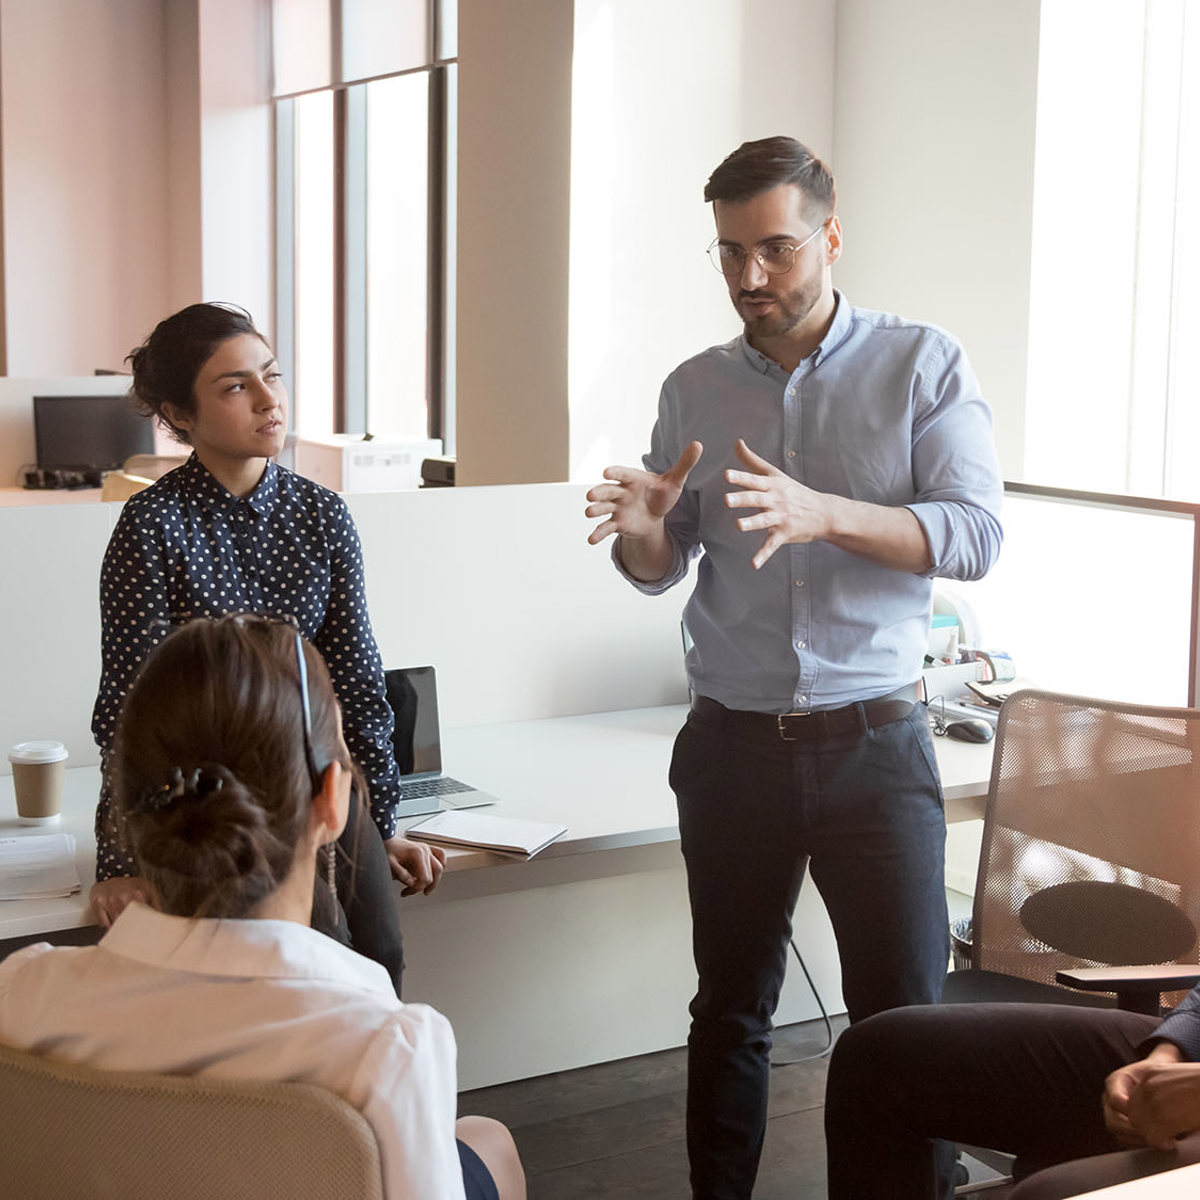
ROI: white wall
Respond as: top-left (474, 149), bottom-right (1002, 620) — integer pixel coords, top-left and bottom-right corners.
top-left (831, 0), bottom-right (1042, 479)
top-left (0, 0), bottom-right (171, 374)
top-left (0, 0), bottom-right (272, 375)
top-left (568, 0), bottom-right (837, 482)
top-left (197, 0), bottom-right (273, 336)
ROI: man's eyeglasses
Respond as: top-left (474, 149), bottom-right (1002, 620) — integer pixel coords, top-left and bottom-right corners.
top-left (707, 221), bottom-right (828, 278)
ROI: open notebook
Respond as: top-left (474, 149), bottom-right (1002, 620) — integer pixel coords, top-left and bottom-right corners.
top-left (406, 810), bottom-right (567, 859)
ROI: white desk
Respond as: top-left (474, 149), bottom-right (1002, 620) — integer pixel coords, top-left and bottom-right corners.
top-left (0, 705), bottom-right (994, 1087)
top-left (1074, 1162), bottom-right (1200, 1197)
top-left (0, 704), bottom-right (993, 937)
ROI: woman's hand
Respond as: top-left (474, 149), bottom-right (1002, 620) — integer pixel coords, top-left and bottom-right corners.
top-left (384, 836), bottom-right (446, 896)
top-left (89, 876), bottom-right (158, 929)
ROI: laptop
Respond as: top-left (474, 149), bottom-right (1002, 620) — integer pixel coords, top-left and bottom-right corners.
top-left (385, 666), bottom-right (500, 817)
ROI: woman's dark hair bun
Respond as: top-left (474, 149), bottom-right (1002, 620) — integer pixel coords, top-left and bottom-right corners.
top-left (126, 302), bottom-right (263, 446)
top-left (112, 616), bottom-right (347, 921)
top-left (129, 763), bottom-right (292, 918)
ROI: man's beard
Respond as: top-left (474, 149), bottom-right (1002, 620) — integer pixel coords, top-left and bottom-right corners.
top-left (735, 274), bottom-right (823, 338)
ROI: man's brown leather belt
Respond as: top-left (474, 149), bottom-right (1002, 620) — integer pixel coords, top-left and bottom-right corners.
top-left (689, 683), bottom-right (922, 744)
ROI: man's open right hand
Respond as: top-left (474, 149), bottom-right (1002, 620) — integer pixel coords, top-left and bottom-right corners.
top-left (585, 442), bottom-right (703, 545)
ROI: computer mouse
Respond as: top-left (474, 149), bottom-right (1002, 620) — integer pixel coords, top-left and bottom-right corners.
top-left (945, 718), bottom-right (995, 744)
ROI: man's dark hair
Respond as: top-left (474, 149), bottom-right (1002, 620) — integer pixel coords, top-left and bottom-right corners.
top-left (704, 136), bottom-right (836, 221)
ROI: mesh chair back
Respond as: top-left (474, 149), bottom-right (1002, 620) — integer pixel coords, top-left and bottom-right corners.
top-left (973, 690), bottom-right (1200, 988)
top-left (0, 1041), bottom-right (384, 1200)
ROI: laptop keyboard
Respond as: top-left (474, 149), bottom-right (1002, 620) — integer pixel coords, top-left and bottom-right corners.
top-left (402, 776), bottom-right (474, 800)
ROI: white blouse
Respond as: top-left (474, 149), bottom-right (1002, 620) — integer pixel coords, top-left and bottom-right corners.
top-left (0, 904), bottom-right (465, 1200)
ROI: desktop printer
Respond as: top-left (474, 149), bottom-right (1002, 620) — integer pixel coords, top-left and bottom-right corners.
top-left (293, 434), bottom-right (442, 493)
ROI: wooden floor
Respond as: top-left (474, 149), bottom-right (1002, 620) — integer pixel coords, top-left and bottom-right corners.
top-left (460, 1016), bottom-right (849, 1199)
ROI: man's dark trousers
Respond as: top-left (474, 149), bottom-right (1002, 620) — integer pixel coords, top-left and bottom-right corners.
top-left (671, 701), bottom-right (950, 1199)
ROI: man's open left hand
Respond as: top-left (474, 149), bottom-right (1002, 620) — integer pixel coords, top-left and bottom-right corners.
top-left (724, 438), bottom-right (834, 569)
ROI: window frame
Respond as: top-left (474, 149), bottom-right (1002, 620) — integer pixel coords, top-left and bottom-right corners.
top-left (271, 0), bottom-right (456, 443)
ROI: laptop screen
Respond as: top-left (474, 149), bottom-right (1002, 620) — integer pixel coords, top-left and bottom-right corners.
top-left (385, 666), bottom-right (443, 778)
top-left (33, 395), bottom-right (154, 471)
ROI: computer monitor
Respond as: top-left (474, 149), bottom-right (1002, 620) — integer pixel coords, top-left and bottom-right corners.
top-left (33, 394), bottom-right (154, 473)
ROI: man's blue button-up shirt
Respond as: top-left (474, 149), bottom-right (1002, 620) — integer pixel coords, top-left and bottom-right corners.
top-left (618, 293), bottom-right (1004, 714)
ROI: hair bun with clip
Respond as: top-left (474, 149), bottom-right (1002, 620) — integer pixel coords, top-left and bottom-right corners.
top-left (144, 764), bottom-right (226, 811)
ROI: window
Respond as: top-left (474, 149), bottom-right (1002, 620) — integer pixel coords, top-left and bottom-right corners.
top-left (1025, 0), bottom-right (1200, 501)
top-left (272, 0), bottom-right (457, 447)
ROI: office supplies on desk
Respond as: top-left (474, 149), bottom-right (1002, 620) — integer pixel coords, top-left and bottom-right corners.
top-left (385, 666), bottom-right (500, 817)
top-left (0, 834), bottom-right (81, 899)
top-left (407, 810), bottom-right (568, 859)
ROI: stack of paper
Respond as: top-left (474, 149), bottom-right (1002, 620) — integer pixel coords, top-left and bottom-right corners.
top-left (407, 811), bottom-right (567, 859)
top-left (0, 834), bottom-right (82, 900)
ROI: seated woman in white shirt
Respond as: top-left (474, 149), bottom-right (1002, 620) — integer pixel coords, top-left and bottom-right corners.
top-left (0, 615), bottom-right (524, 1200)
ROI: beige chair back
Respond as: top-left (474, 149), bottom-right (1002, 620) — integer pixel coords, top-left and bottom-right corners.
top-left (973, 689), bottom-right (1200, 987)
top-left (0, 1041), bottom-right (384, 1200)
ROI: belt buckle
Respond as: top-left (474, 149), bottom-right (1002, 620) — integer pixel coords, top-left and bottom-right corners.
top-left (776, 712), bottom-right (810, 742)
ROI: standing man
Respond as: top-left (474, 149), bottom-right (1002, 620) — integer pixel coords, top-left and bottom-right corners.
top-left (585, 136), bottom-right (1003, 1198)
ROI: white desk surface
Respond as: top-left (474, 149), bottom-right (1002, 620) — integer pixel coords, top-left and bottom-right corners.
top-left (0, 704), bottom-right (993, 941)
top-left (1074, 1162), bottom-right (1200, 1197)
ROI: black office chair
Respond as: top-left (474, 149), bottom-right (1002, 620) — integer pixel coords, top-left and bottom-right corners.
top-left (943, 689), bottom-right (1200, 1193)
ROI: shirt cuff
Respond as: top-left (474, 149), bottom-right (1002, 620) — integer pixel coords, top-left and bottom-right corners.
top-left (1145, 1010), bottom-right (1200, 1062)
top-left (610, 534), bottom-right (689, 595)
top-left (906, 501), bottom-right (958, 578)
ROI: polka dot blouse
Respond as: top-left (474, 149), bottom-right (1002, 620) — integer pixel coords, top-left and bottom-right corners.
top-left (91, 454), bottom-right (402, 880)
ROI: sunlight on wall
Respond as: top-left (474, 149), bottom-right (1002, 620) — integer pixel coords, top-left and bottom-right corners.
top-left (567, 0), bottom-right (834, 484)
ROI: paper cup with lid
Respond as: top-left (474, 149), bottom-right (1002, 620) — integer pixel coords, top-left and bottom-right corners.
top-left (8, 741), bottom-right (68, 825)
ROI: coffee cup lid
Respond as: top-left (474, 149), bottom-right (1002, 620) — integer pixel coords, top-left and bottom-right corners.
top-left (8, 740), bottom-right (69, 765)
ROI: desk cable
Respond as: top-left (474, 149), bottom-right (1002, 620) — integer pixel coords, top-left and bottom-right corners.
top-left (769, 938), bottom-right (835, 1065)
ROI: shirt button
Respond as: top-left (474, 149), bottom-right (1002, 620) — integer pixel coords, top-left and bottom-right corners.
top-left (797, 695), bottom-right (808, 704)
top-left (795, 579), bottom-right (805, 587)
top-left (796, 640), bottom-right (806, 650)
top-left (787, 387), bottom-right (796, 396)
top-left (786, 449), bottom-right (796, 459)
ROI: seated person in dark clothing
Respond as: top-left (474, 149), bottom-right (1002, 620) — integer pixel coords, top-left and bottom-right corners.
top-left (825, 986), bottom-right (1200, 1199)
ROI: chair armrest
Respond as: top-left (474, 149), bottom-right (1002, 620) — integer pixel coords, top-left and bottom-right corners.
top-left (1056, 965), bottom-right (1200, 1016)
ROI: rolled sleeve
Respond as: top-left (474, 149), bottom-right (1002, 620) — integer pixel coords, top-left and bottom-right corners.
top-left (611, 379), bottom-right (701, 596)
top-left (907, 336), bottom-right (1004, 581)
top-left (1147, 985), bottom-right (1200, 1062)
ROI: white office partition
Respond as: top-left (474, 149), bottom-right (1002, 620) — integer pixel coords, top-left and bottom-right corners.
top-left (0, 483), bottom-right (689, 770)
top-left (0, 503), bottom-right (112, 769)
top-left (347, 483), bottom-right (690, 727)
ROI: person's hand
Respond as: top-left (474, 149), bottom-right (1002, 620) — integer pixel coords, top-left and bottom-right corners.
top-left (724, 438), bottom-right (834, 569)
top-left (384, 835), bottom-right (446, 896)
top-left (585, 442), bottom-right (703, 545)
top-left (89, 876), bottom-right (158, 929)
top-left (1104, 1043), bottom-right (1200, 1149)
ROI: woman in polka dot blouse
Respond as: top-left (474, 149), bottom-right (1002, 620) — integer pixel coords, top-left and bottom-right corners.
top-left (88, 302), bottom-right (443, 992)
